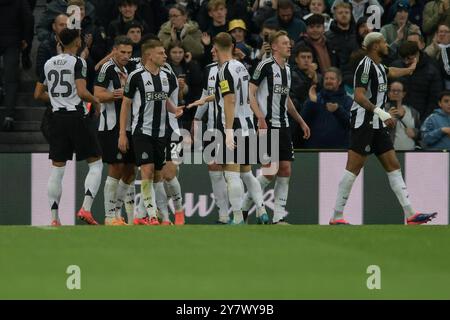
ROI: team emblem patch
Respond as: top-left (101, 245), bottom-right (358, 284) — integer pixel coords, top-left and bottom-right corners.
top-left (98, 72), bottom-right (106, 83)
top-left (361, 73), bottom-right (369, 84)
top-left (162, 78), bottom-right (169, 87)
top-left (82, 66), bottom-right (87, 78)
top-left (252, 69), bottom-right (260, 80)
top-left (220, 80), bottom-right (230, 93)
top-left (124, 81), bottom-right (130, 93)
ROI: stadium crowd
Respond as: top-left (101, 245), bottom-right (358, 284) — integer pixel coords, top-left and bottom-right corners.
top-left (1, 0), bottom-right (450, 150)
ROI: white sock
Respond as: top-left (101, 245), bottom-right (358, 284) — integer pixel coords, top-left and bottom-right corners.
top-left (387, 169), bottom-right (415, 218)
top-left (136, 191), bottom-right (147, 219)
top-left (333, 170), bottom-right (357, 220)
top-left (82, 159), bottom-right (102, 211)
top-left (104, 176), bottom-right (119, 218)
top-left (209, 171), bottom-right (229, 220)
top-left (155, 181), bottom-right (170, 221)
top-left (115, 179), bottom-right (128, 218)
top-left (48, 165), bottom-right (65, 221)
top-left (240, 171), bottom-right (266, 214)
top-left (141, 179), bottom-right (156, 218)
top-left (224, 171), bottom-right (244, 213)
top-left (242, 175), bottom-right (271, 211)
top-left (273, 176), bottom-right (290, 223)
top-left (164, 177), bottom-right (183, 212)
top-left (124, 182), bottom-right (135, 223)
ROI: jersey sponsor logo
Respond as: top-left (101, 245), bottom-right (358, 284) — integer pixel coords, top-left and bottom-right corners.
top-left (146, 91), bottom-right (168, 101)
top-left (220, 80), bottom-right (230, 94)
top-left (361, 73), bottom-right (369, 84)
top-left (273, 84), bottom-right (289, 95)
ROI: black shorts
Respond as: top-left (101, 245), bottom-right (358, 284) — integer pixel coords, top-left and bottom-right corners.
top-left (98, 129), bottom-right (135, 164)
top-left (133, 133), bottom-right (167, 170)
top-left (349, 125), bottom-right (394, 156)
top-left (49, 111), bottom-right (102, 162)
top-left (258, 126), bottom-right (294, 163)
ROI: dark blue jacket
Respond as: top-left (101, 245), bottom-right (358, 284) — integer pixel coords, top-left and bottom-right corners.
top-left (301, 87), bottom-right (352, 149)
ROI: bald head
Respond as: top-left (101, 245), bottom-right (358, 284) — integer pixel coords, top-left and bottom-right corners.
top-left (53, 14), bottom-right (68, 36)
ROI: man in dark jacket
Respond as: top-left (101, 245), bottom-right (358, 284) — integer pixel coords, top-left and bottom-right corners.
top-left (392, 41), bottom-right (443, 121)
top-left (0, 0), bottom-right (33, 131)
top-left (266, 0), bottom-right (306, 42)
top-left (36, 0), bottom-right (96, 42)
top-left (325, 1), bottom-right (359, 87)
top-left (301, 67), bottom-right (352, 149)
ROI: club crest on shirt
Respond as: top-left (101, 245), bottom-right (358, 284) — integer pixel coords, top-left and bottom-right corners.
top-left (162, 78), bottom-right (169, 87)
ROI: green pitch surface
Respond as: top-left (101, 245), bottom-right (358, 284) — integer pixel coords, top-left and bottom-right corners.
top-left (1, 225), bottom-right (450, 299)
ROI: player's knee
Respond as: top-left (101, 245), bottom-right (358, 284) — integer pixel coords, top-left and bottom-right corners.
top-left (277, 162), bottom-right (291, 177)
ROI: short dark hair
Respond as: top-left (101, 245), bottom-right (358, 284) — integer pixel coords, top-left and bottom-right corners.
top-left (59, 28), bottom-right (80, 46)
top-left (141, 33), bottom-right (159, 43)
top-left (167, 40), bottom-right (185, 53)
top-left (439, 90), bottom-right (450, 101)
top-left (398, 41), bottom-right (419, 58)
top-left (306, 14), bottom-right (325, 27)
top-left (170, 4), bottom-right (188, 16)
top-left (389, 80), bottom-right (406, 91)
top-left (295, 45), bottom-right (313, 56)
top-left (124, 20), bottom-right (143, 33)
top-left (278, 0), bottom-right (294, 10)
top-left (262, 20), bottom-right (279, 31)
top-left (118, 0), bottom-right (138, 7)
top-left (113, 35), bottom-right (134, 48)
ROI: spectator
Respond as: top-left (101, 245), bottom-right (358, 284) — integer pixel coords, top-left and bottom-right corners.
top-left (124, 20), bottom-right (143, 58)
top-left (331, 0), bottom-right (384, 24)
top-left (228, 19), bottom-right (254, 69)
top-left (438, 43), bottom-right (450, 90)
top-left (107, 0), bottom-right (149, 50)
top-left (301, 67), bottom-right (352, 148)
top-left (425, 23), bottom-right (450, 60)
top-left (266, 0), bottom-right (307, 42)
top-left (422, 0), bottom-right (450, 44)
top-left (325, 1), bottom-right (359, 87)
top-left (0, 0), bottom-right (33, 131)
top-left (166, 41), bottom-right (203, 129)
top-left (253, 21), bottom-right (279, 64)
top-left (386, 0), bottom-right (425, 31)
top-left (355, 16), bottom-right (372, 48)
top-left (293, 14), bottom-right (338, 74)
top-left (386, 81), bottom-right (421, 150)
top-left (196, 0), bottom-right (249, 32)
top-left (421, 91), bottom-right (450, 150)
top-left (88, 0), bottom-right (118, 31)
top-left (304, 0), bottom-right (332, 31)
top-left (380, 1), bottom-right (420, 47)
top-left (251, 0), bottom-right (278, 29)
top-left (36, 0), bottom-right (96, 42)
top-left (158, 4), bottom-right (204, 60)
top-left (138, 0), bottom-right (166, 35)
top-left (294, 0), bottom-right (311, 20)
top-left (36, 14), bottom-right (68, 79)
top-left (393, 41), bottom-right (443, 122)
top-left (290, 45), bottom-right (319, 147)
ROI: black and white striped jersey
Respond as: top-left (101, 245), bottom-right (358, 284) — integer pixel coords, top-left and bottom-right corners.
top-left (124, 66), bottom-right (176, 138)
top-left (215, 59), bottom-right (254, 136)
top-left (161, 63), bottom-right (182, 134)
top-left (95, 58), bottom-right (130, 131)
top-left (195, 62), bottom-right (219, 131)
top-left (41, 54), bottom-right (87, 113)
top-left (352, 56), bottom-right (389, 129)
top-left (251, 57), bottom-right (291, 128)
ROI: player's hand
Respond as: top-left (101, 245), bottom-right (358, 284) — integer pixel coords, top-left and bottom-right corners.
top-left (113, 88), bottom-right (124, 100)
top-left (175, 105), bottom-right (185, 118)
top-left (118, 71), bottom-right (128, 87)
top-left (92, 97), bottom-right (101, 117)
top-left (257, 117), bottom-right (268, 135)
top-left (118, 133), bottom-right (129, 153)
top-left (405, 128), bottom-right (416, 139)
top-left (187, 98), bottom-right (206, 109)
top-left (384, 118), bottom-right (397, 129)
top-left (225, 129), bottom-right (236, 150)
top-left (300, 121), bottom-right (311, 139)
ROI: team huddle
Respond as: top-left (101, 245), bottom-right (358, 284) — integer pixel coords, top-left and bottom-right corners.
top-left (34, 27), bottom-right (437, 226)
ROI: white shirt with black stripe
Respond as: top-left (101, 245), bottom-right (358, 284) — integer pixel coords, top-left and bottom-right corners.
top-left (41, 53), bottom-right (87, 113)
top-left (124, 66), bottom-right (176, 138)
top-left (195, 62), bottom-right (219, 131)
top-left (352, 56), bottom-right (389, 129)
top-left (161, 63), bottom-right (182, 134)
top-left (95, 58), bottom-right (130, 131)
top-left (216, 59), bottom-right (254, 136)
top-left (251, 57), bottom-right (291, 128)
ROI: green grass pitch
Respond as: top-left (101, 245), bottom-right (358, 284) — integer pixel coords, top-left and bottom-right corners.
top-left (1, 225), bottom-right (450, 299)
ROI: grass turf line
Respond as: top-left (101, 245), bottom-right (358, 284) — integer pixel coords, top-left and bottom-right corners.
top-left (0, 225), bottom-right (449, 299)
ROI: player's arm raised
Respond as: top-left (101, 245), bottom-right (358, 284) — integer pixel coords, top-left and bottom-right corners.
top-left (287, 97), bottom-right (310, 139)
top-left (387, 58), bottom-right (416, 78)
top-left (249, 83), bottom-right (267, 130)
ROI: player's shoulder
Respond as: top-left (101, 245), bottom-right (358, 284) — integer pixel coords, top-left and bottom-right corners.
top-left (99, 59), bottom-right (116, 74)
top-left (161, 62), bottom-right (175, 75)
top-left (206, 61), bottom-right (219, 71)
top-left (256, 57), bottom-right (274, 71)
top-left (128, 67), bottom-right (145, 80)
